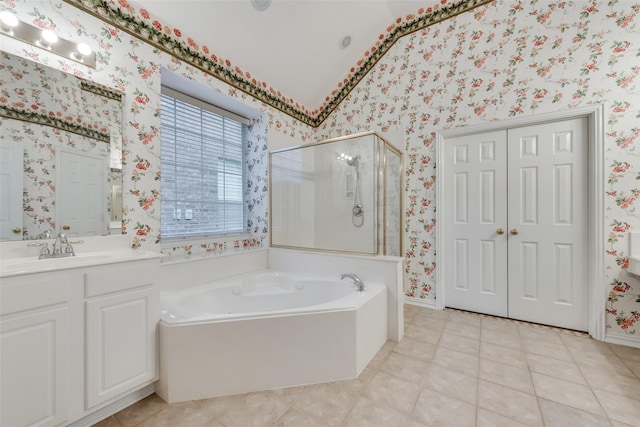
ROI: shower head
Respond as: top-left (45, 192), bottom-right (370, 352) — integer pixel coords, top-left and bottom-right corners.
top-left (337, 153), bottom-right (360, 167)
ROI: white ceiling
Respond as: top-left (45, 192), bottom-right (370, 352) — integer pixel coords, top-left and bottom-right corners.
top-left (133, 0), bottom-right (439, 113)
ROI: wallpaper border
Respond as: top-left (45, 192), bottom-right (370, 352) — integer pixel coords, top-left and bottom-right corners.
top-left (62, 0), bottom-right (492, 127)
top-left (0, 105), bottom-right (111, 142)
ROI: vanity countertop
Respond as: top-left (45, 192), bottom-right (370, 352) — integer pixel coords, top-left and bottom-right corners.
top-left (0, 249), bottom-right (161, 278)
top-left (0, 235), bottom-right (161, 278)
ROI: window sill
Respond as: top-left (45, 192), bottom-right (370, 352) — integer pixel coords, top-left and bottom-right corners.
top-left (160, 233), bottom-right (252, 250)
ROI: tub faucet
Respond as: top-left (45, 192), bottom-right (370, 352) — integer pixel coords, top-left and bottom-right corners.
top-left (339, 273), bottom-right (365, 292)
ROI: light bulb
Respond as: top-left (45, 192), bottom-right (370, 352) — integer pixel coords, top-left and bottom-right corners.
top-left (0, 11), bottom-right (19, 29)
top-left (40, 29), bottom-right (58, 46)
top-left (76, 42), bottom-right (92, 56)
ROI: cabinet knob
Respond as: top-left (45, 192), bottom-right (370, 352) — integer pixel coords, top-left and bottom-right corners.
top-left (496, 228), bottom-right (505, 235)
top-left (510, 229), bottom-right (519, 236)
top-left (62, 225), bottom-right (70, 230)
top-left (12, 227), bottom-right (22, 234)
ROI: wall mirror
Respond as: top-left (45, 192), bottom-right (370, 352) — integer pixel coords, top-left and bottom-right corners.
top-left (0, 51), bottom-right (124, 241)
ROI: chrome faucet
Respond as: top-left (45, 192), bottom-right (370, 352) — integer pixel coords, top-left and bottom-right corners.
top-left (28, 232), bottom-right (82, 259)
top-left (52, 233), bottom-right (68, 255)
top-left (339, 273), bottom-right (365, 292)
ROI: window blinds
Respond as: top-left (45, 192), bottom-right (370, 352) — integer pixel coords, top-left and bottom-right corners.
top-left (160, 88), bottom-right (247, 239)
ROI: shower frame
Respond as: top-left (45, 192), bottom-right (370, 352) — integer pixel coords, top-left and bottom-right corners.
top-left (269, 131), bottom-right (403, 256)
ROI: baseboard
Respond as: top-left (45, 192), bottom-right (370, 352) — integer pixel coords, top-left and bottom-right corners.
top-left (66, 383), bottom-right (156, 427)
top-left (405, 296), bottom-right (438, 309)
top-left (605, 331), bottom-right (640, 349)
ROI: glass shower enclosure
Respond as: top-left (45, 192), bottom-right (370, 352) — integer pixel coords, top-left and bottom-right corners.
top-left (270, 132), bottom-right (403, 256)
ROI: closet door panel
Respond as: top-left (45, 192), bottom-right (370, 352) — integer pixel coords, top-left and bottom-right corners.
top-left (507, 117), bottom-right (588, 331)
top-left (444, 131), bottom-right (508, 317)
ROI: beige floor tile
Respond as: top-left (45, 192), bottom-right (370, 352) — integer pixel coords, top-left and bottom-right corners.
top-left (624, 359), bottom-right (640, 379)
top-left (294, 382), bottom-right (357, 426)
top-left (582, 368), bottom-right (640, 400)
top-left (479, 358), bottom-right (534, 394)
top-left (411, 316), bottom-right (447, 331)
top-left (476, 408), bottom-right (531, 427)
top-left (438, 331), bottom-right (480, 356)
top-left (412, 388), bottom-right (476, 426)
top-left (404, 324), bottom-right (442, 344)
top-left (114, 394), bottom-right (169, 427)
top-left (610, 421), bottom-right (636, 427)
top-left (480, 327), bottom-right (523, 350)
top-left (477, 380), bottom-right (542, 426)
top-left (431, 346), bottom-right (479, 377)
top-left (609, 343), bottom-right (640, 363)
top-left (210, 392), bottom-right (290, 427)
top-left (537, 398), bottom-right (611, 427)
top-left (447, 310), bottom-right (483, 327)
top-left (261, 385), bottom-right (311, 404)
top-left (92, 416), bottom-right (121, 427)
top-left (379, 351), bottom-right (430, 384)
top-left (367, 347), bottom-right (391, 369)
top-left (136, 401), bottom-right (217, 427)
top-left (526, 353), bottom-right (587, 385)
top-left (522, 339), bottom-right (573, 362)
top-left (531, 372), bottom-right (605, 417)
top-left (443, 321), bottom-right (481, 340)
top-left (593, 388), bottom-right (640, 425)
top-left (481, 317), bottom-right (520, 335)
top-left (363, 371), bottom-right (421, 414)
top-left (332, 365), bottom-right (376, 395)
top-left (272, 407), bottom-right (330, 427)
top-left (341, 396), bottom-right (408, 427)
top-left (560, 333), bottom-right (615, 356)
top-left (573, 350), bottom-right (635, 376)
top-left (406, 417), bottom-right (428, 427)
top-left (480, 341), bottom-right (528, 370)
top-left (393, 336), bottom-right (438, 361)
top-left (422, 366), bottom-right (478, 405)
top-left (519, 326), bottom-right (564, 345)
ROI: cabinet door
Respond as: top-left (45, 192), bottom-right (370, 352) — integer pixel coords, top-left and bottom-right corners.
top-left (85, 287), bottom-right (157, 408)
top-left (1, 307), bottom-right (68, 427)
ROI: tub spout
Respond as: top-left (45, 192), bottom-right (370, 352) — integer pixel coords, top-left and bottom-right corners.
top-left (339, 273), bottom-right (365, 292)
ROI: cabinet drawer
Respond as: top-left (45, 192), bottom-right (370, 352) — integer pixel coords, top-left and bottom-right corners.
top-left (1, 271), bottom-right (70, 315)
top-left (84, 259), bottom-right (159, 298)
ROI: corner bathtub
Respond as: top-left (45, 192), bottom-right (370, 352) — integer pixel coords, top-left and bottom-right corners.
top-left (156, 270), bottom-right (387, 403)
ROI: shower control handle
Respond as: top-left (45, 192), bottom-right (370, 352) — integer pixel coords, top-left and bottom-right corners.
top-left (352, 204), bottom-right (364, 217)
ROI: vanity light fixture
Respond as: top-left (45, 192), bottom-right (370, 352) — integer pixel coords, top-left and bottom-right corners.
top-left (0, 13), bottom-right (96, 68)
top-left (0, 10), bottom-right (19, 32)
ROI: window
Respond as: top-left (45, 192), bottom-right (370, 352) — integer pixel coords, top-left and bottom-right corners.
top-left (160, 86), bottom-right (248, 239)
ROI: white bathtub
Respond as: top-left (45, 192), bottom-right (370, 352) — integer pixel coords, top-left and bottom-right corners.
top-left (156, 270), bottom-right (388, 403)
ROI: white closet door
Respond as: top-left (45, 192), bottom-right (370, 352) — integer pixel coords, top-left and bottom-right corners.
top-left (507, 117), bottom-right (588, 331)
top-left (443, 130), bottom-right (508, 317)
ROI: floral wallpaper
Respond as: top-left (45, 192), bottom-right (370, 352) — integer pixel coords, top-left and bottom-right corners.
top-left (2, 0), bottom-right (639, 338)
top-left (316, 0), bottom-right (640, 336)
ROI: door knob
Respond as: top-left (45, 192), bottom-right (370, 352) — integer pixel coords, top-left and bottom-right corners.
top-left (62, 225), bottom-right (70, 230)
top-left (12, 227), bottom-right (22, 234)
top-left (496, 228), bottom-right (505, 235)
top-left (510, 229), bottom-right (519, 235)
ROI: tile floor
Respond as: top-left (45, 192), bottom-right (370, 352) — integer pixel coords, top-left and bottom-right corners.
top-left (95, 305), bottom-right (640, 427)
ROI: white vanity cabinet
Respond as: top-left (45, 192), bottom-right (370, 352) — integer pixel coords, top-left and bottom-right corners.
top-left (84, 260), bottom-right (159, 409)
top-left (0, 270), bottom-right (71, 427)
top-left (1, 250), bottom-right (160, 427)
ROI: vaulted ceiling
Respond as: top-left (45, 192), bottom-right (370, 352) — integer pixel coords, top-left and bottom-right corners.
top-left (65, 0), bottom-right (491, 126)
